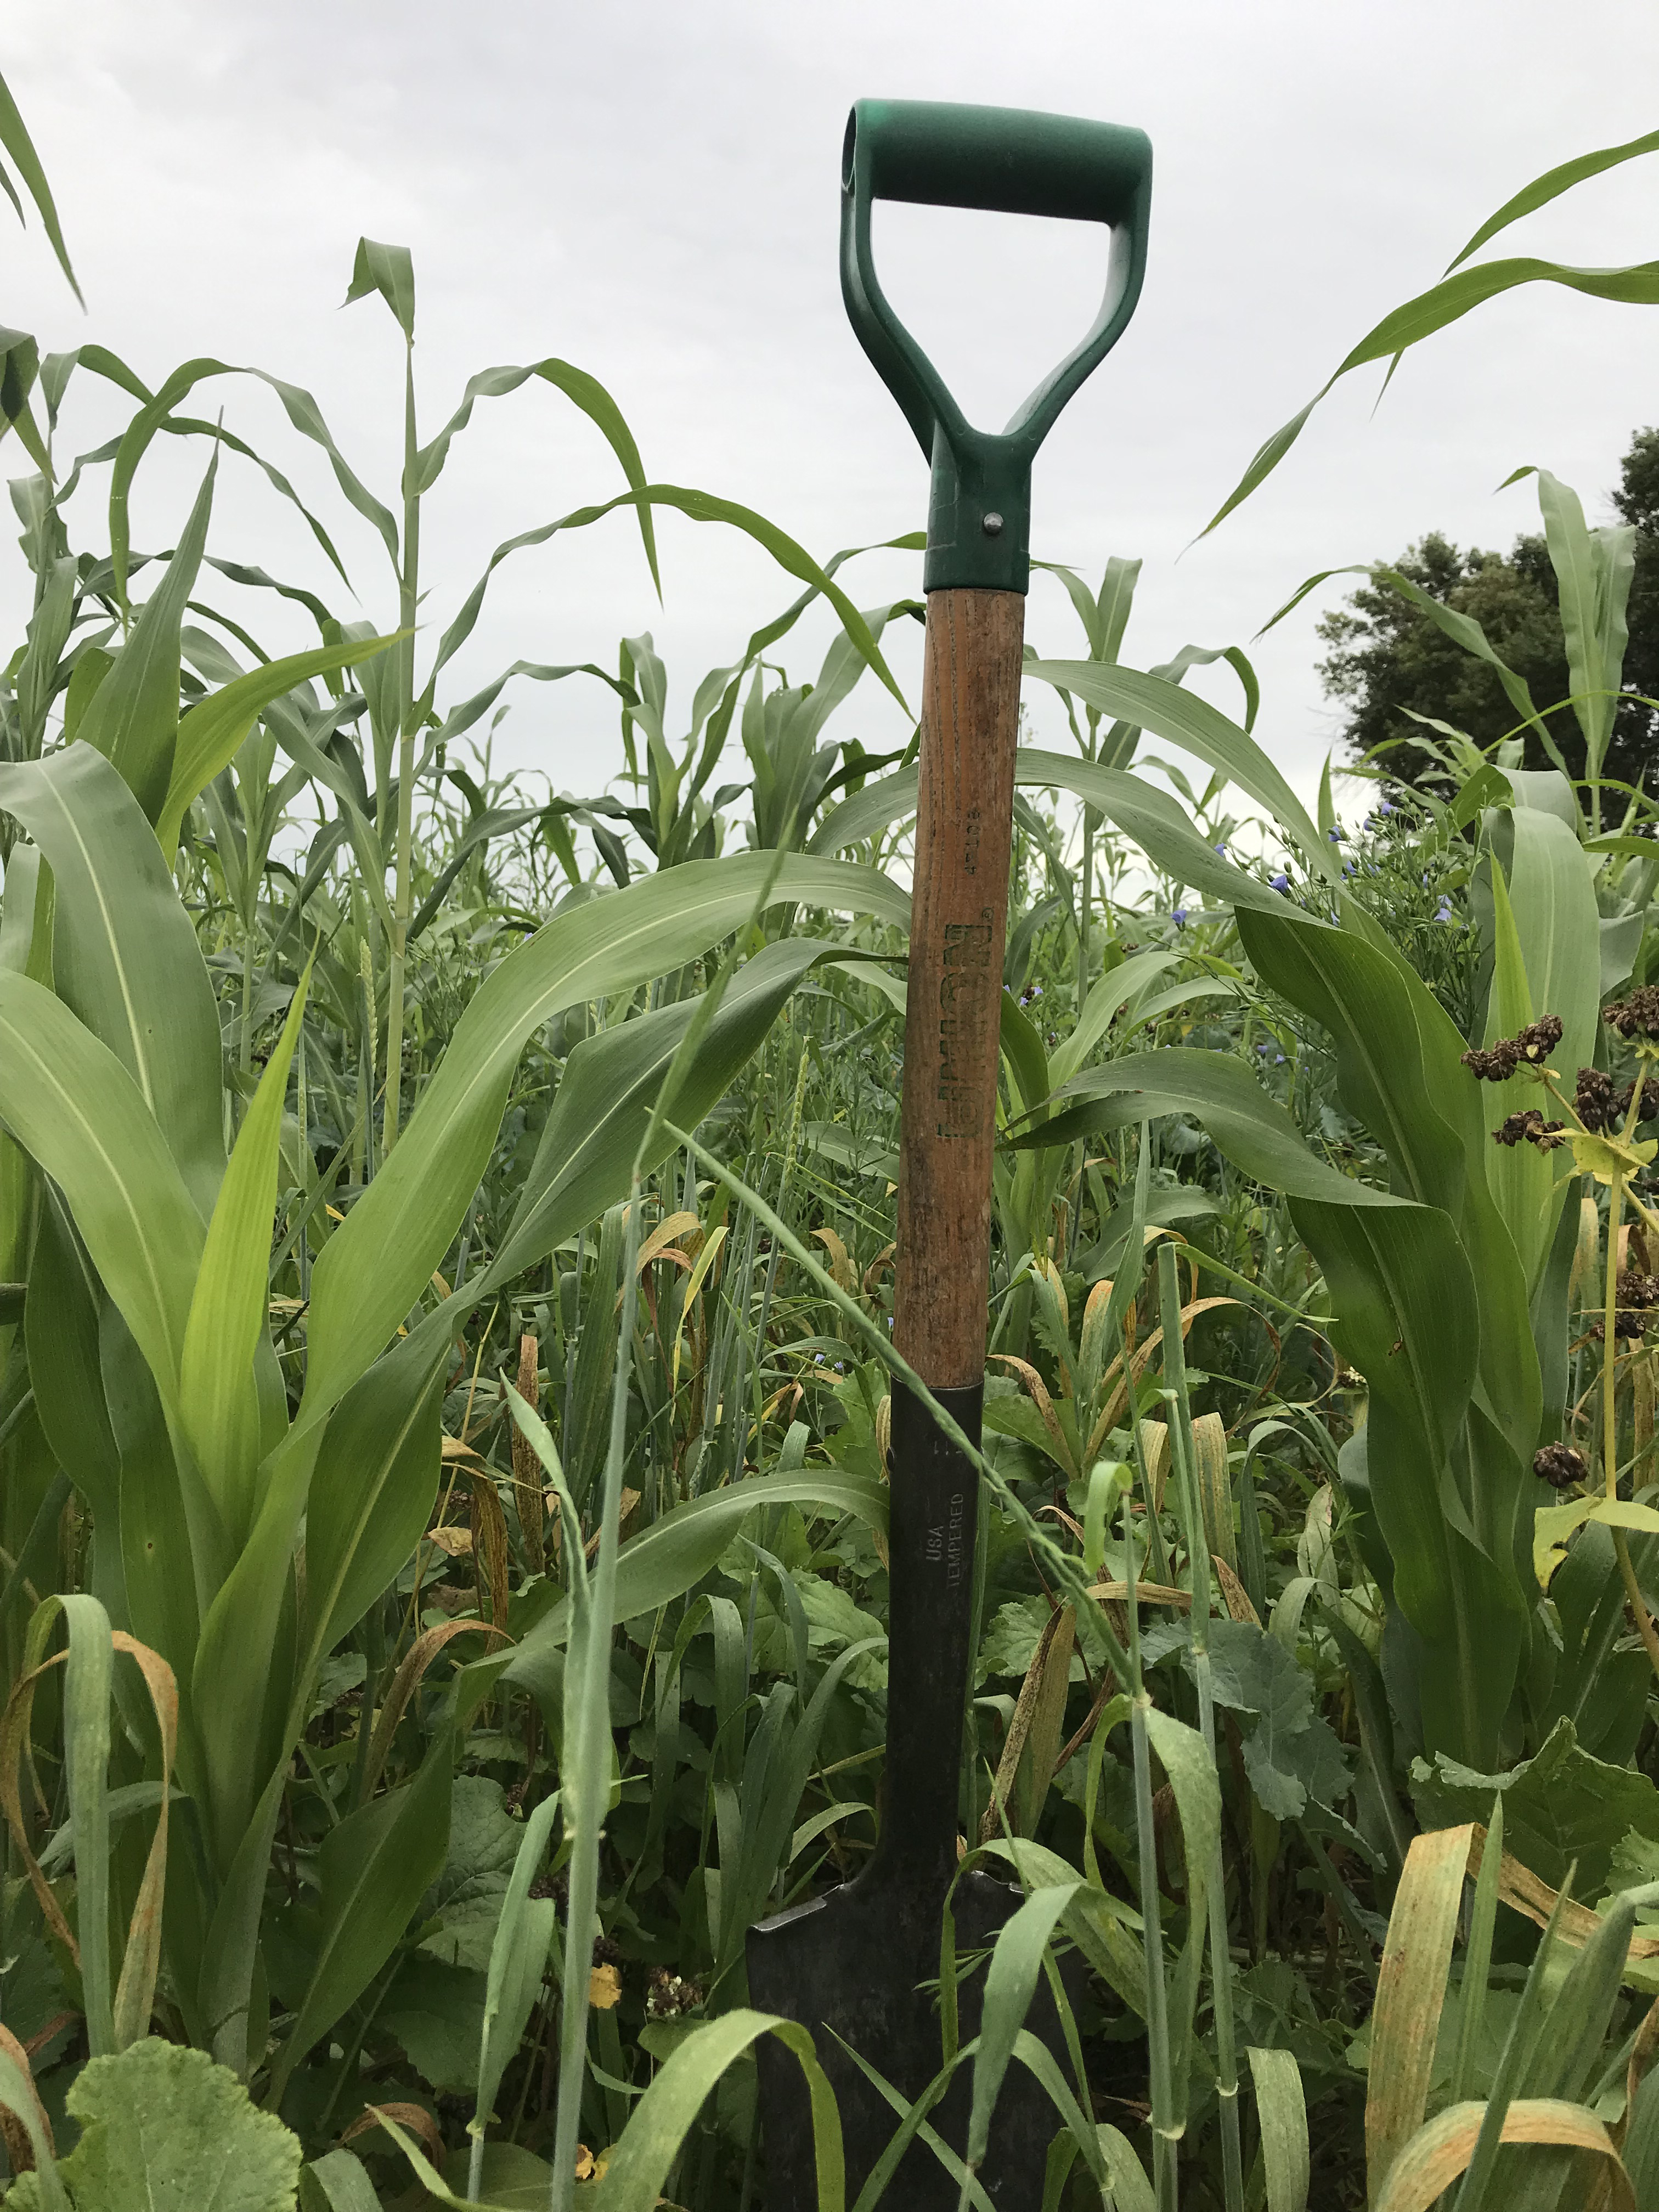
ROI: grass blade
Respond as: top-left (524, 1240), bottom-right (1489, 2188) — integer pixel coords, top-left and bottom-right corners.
top-left (1365, 1823), bottom-right (1472, 2202)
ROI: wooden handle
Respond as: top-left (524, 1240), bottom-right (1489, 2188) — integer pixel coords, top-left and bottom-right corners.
top-left (893, 587), bottom-right (1025, 1390)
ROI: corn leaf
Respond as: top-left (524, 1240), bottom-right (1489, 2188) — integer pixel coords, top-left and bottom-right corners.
top-left (268, 1729), bottom-right (454, 2100)
top-left (178, 974), bottom-right (309, 1540)
top-left (0, 974), bottom-right (201, 1414)
top-left (77, 448), bottom-right (217, 820)
top-left (0, 746), bottom-right (224, 1217)
top-left (1203, 256), bottom-right (1659, 539)
top-left (300, 853), bottom-right (905, 1424)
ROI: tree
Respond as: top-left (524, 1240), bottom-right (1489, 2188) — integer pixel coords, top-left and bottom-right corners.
top-left (1612, 425), bottom-right (1659, 764)
top-left (1316, 429), bottom-right (1659, 794)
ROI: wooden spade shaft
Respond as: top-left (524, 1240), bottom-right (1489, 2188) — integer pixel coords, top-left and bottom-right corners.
top-left (746, 586), bottom-right (1074, 2211)
top-left (893, 586), bottom-right (1025, 1390)
top-left (882, 585), bottom-right (1025, 1883)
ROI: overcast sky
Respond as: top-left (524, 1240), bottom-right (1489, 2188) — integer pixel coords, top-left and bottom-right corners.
top-left (7, 1), bottom-right (1658, 817)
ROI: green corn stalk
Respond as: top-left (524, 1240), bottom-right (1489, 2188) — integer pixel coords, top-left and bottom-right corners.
top-left (1124, 1470), bottom-right (1177, 2212)
top-left (1156, 1243), bottom-right (1243, 2212)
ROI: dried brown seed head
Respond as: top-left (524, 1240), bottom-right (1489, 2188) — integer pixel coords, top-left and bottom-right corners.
top-left (1532, 1443), bottom-right (1587, 1490)
top-left (1493, 1109), bottom-right (1568, 1150)
top-left (1576, 1067), bottom-right (1622, 1133)
top-left (1605, 986), bottom-right (1659, 1040)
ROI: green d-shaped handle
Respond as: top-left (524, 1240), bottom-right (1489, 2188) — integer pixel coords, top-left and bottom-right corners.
top-left (841, 98), bottom-right (1152, 594)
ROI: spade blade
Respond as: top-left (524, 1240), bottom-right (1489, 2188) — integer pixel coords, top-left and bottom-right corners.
top-left (748, 1863), bottom-right (1079, 2209)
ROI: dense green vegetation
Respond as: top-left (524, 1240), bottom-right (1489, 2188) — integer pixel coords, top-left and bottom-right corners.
top-left (3, 78), bottom-right (1659, 2212)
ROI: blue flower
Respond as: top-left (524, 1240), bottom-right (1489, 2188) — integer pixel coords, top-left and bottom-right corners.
top-left (1255, 1041), bottom-right (1269, 1055)
top-left (1214, 841), bottom-right (1227, 855)
top-left (1436, 899), bottom-right (1454, 923)
top-left (1171, 909), bottom-right (1188, 928)
top-left (814, 1353), bottom-right (824, 1364)
top-left (1328, 826), bottom-right (1344, 843)
top-left (1380, 799), bottom-right (1393, 815)
top-left (834, 1362), bottom-right (844, 1373)
top-left (1271, 872), bottom-right (1290, 893)
top-left (1274, 1052), bottom-right (1286, 1064)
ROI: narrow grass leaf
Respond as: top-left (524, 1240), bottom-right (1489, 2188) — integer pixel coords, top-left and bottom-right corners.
top-left (589, 2014), bottom-right (845, 2212)
top-left (78, 445), bottom-right (217, 817)
top-left (59, 1596), bottom-right (115, 2057)
top-left (1365, 1824), bottom-right (1471, 2202)
top-left (1449, 1797), bottom-right (1503, 2107)
top-left (470, 1793), bottom-right (560, 2195)
top-left (966, 1890), bottom-right (1081, 2166)
top-left (1247, 2046), bottom-right (1310, 2212)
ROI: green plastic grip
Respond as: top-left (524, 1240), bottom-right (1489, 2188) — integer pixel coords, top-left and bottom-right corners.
top-left (840, 99), bottom-right (1152, 594)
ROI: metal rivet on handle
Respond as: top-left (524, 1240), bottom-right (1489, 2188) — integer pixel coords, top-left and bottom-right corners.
top-left (981, 512), bottom-right (1003, 536)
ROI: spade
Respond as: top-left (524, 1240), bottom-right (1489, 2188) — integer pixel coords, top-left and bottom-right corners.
top-left (747, 98), bottom-right (1152, 2210)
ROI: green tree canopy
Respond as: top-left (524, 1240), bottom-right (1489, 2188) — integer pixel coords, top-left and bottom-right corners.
top-left (1317, 427), bottom-right (1659, 793)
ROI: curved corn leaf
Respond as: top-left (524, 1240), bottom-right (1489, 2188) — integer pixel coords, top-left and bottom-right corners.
top-left (1024, 661), bottom-right (1331, 869)
top-left (296, 1320), bottom-right (450, 1686)
top-left (156, 629), bottom-right (403, 853)
top-left (0, 746), bottom-right (224, 1216)
top-left (178, 975), bottom-right (308, 1542)
top-left (480, 935), bottom-right (854, 1289)
top-left (590, 2012), bottom-right (843, 2212)
top-left (266, 1727), bottom-right (454, 2101)
top-left (1447, 127), bottom-right (1659, 273)
top-left (0, 70), bottom-right (81, 303)
top-left (427, 488), bottom-right (908, 721)
top-left (413, 357), bottom-right (661, 594)
top-left (1203, 255), bottom-right (1659, 539)
top-left (343, 236), bottom-right (414, 338)
top-left (300, 853), bottom-right (905, 1423)
top-left (0, 973), bottom-right (201, 1414)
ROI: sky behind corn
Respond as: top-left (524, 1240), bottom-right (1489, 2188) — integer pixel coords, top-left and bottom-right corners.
top-left (7, 1), bottom-right (1658, 821)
